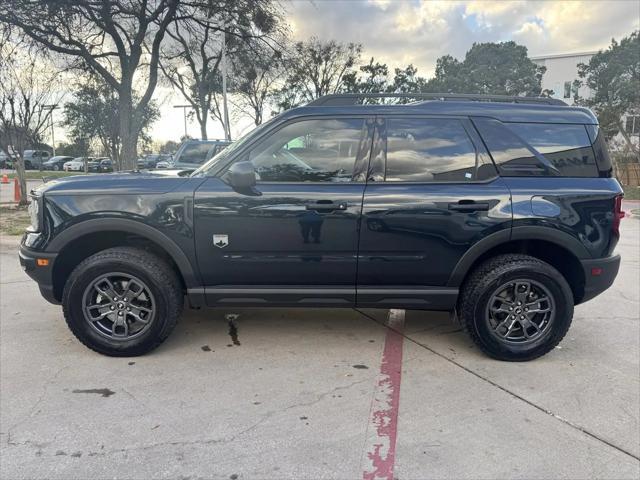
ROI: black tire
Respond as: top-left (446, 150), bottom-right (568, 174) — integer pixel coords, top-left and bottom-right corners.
top-left (62, 247), bottom-right (183, 356)
top-left (53, 164), bottom-right (60, 171)
top-left (24, 160), bottom-right (32, 170)
top-left (458, 254), bottom-right (573, 361)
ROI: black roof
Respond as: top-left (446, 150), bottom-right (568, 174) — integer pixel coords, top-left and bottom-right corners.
top-left (282, 94), bottom-right (598, 125)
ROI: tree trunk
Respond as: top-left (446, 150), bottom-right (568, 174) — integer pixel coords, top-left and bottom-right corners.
top-left (617, 120), bottom-right (640, 157)
top-left (14, 156), bottom-right (28, 207)
top-left (118, 91), bottom-right (139, 171)
top-left (199, 114), bottom-right (208, 140)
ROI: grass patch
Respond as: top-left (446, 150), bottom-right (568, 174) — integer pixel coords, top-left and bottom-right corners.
top-left (623, 185), bottom-right (640, 200)
top-left (6, 171), bottom-right (83, 180)
top-left (0, 205), bottom-right (30, 236)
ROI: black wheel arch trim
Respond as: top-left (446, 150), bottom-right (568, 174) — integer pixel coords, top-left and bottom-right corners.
top-left (45, 218), bottom-right (200, 288)
top-left (447, 226), bottom-right (591, 287)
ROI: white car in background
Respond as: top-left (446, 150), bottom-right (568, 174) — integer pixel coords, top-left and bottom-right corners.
top-left (63, 157), bottom-right (90, 171)
top-left (155, 158), bottom-right (175, 169)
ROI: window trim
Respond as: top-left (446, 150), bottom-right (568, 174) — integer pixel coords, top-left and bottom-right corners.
top-left (373, 114), bottom-right (499, 185)
top-left (214, 114), bottom-right (376, 185)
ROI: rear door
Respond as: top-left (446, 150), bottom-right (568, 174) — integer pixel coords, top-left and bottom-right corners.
top-left (194, 116), bottom-right (374, 306)
top-left (356, 115), bottom-right (512, 309)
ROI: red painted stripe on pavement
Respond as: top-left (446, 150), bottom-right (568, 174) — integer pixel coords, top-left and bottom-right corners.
top-left (362, 309), bottom-right (405, 480)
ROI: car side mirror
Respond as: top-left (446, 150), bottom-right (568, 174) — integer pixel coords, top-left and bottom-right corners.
top-left (228, 161), bottom-right (257, 189)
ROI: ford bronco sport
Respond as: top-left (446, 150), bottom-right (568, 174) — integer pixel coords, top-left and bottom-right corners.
top-left (19, 93), bottom-right (623, 360)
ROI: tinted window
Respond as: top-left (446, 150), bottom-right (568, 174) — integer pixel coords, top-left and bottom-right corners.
top-left (247, 118), bottom-right (367, 182)
top-left (473, 118), bottom-right (598, 177)
top-left (179, 143), bottom-right (216, 165)
top-left (385, 118), bottom-right (490, 182)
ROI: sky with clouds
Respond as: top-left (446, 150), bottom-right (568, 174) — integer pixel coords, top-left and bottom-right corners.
top-left (151, 0), bottom-right (639, 142)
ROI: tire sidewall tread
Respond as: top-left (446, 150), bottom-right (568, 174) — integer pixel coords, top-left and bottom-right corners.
top-left (62, 247), bottom-right (183, 357)
top-left (458, 254), bottom-right (574, 361)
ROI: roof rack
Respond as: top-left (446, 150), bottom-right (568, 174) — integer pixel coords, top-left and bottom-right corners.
top-left (307, 93), bottom-right (567, 107)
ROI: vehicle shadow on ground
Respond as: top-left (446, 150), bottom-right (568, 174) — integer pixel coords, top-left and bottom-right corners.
top-left (156, 305), bottom-right (475, 359)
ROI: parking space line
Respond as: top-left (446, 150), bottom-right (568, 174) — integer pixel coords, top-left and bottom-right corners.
top-left (357, 308), bottom-right (640, 464)
top-left (361, 309), bottom-right (405, 480)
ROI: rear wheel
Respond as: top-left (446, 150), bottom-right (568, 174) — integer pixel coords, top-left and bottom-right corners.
top-left (458, 254), bottom-right (573, 361)
top-left (62, 247), bottom-right (183, 356)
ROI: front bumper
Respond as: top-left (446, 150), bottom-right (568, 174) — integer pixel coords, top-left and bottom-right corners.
top-left (579, 254), bottom-right (621, 304)
top-left (19, 245), bottom-right (60, 305)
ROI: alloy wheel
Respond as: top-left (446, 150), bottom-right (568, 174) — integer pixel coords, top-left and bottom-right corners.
top-left (82, 273), bottom-right (156, 340)
top-left (485, 279), bottom-right (555, 344)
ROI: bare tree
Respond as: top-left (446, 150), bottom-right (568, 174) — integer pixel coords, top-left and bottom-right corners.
top-left (0, 0), bottom-right (179, 169)
top-left (0, 30), bottom-right (63, 204)
top-left (159, 0), bottom-right (281, 140)
top-left (275, 37), bottom-right (362, 111)
top-left (232, 39), bottom-right (284, 126)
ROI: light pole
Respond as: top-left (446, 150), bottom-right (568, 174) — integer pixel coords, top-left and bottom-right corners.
top-left (173, 104), bottom-right (192, 139)
top-left (221, 25), bottom-right (231, 141)
top-left (42, 104), bottom-right (59, 156)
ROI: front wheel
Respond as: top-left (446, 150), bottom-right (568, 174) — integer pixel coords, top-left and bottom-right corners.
top-left (458, 254), bottom-right (573, 361)
top-left (62, 247), bottom-right (183, 356)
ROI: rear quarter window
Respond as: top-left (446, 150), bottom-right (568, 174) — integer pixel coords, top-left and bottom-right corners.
top-left (473, 118), bottom-right (599, 177)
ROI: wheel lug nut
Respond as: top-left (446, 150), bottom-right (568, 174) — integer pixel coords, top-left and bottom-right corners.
top-left (123, 298), bottom-right (127, 302)
top-left (110, 306), bottom-right (115, 310)
top-left (118, 312), bottom-right (123, 316)
top-left (126, 307), bottom-right (131, 311)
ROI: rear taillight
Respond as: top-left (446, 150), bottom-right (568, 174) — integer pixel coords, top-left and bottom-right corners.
top-left (612, 194), bottom-right (624, 236)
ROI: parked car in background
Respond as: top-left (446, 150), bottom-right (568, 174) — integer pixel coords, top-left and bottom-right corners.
top-left (63, 157), bottom-right (91, 171)
top-left (172, 139), bottom-right (230, 170)
top-left (88, 158), bottom-right (113, 173)
top-left (98, 158), bottom-right (113, 173)
top-left (42, 156), bottom-right (73, 171)
top-left (137, 154), bottom-right (172, 170)
top-left (23, 150), bottom-right (51, 169)
top-left (155, 157), bottom-right (175, 169)
top-left (0, 151), bottom-right (13, 169)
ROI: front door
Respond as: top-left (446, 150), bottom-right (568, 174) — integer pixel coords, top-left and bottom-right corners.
top-left (356, 116), bottom-right (512, 308)
top-left (194, 116), bottom-right (374, 306)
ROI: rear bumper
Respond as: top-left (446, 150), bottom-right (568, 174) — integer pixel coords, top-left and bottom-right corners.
top-left (19, 246), bottom-right (60, 305)
top-left (579, 254), bottom-right (621, 304)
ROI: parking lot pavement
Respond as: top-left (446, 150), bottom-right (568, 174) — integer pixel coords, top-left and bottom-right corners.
top-left (1, 220), bottom-right (639, 480)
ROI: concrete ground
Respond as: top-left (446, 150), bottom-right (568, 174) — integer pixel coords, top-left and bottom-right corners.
top-left (0, 220), bottom-right (638, 479)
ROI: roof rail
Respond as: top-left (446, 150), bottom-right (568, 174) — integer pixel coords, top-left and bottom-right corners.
top-left (307, 93), bottom-right (567, 107)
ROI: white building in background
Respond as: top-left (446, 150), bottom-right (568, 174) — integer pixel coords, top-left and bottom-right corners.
top-left (531, 51), bottom-right (597, 104)
top-left (531, 51), bottom-right (639, 147)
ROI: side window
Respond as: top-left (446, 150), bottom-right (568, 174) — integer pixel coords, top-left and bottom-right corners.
top-left (247, 118), bottom-right (367, 182)
top-left (180, 143), bottom-right (214, 165)
top-left (506, 123), bottom-right (598, 177)
top-left (474, 118), bottom-right (599, 177)
top-left (384, 118), bottom-right (492, 182)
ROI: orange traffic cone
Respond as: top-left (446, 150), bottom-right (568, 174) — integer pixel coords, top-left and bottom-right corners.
top-left (13, 177), bottom-right (21, 203)
top-left (1, 174), bottom-right (8, 184)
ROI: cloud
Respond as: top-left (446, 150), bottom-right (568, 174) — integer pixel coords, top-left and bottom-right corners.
top-left (287, 0), bottom-right (640, 76)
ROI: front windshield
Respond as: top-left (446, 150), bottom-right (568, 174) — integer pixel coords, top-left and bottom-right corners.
top-left (190, 117), bottom-right (279, 177)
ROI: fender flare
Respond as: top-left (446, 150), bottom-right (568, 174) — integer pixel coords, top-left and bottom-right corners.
top-left (46, 218), bottom-right (199, 288)
top-left (446, 226), bottom-right (591, 287)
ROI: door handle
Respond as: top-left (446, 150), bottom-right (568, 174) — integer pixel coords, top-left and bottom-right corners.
top-left (448, 200), bottom-right (490, 212)
top-left (306, 201), bottom-right (348, 212)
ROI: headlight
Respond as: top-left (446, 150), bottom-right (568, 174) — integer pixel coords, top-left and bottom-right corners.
top-left (28, 195), bottom-right (41, 232)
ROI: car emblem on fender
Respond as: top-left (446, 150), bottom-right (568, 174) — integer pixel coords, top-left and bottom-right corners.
top-left (213, 234), bottom-right (229, 248)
